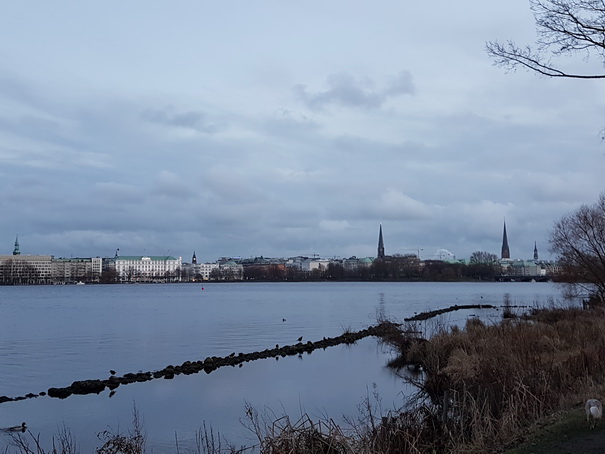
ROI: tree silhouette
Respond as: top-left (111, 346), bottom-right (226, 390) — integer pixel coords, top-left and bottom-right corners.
top-left (550, 193), bottom-right (605, 302)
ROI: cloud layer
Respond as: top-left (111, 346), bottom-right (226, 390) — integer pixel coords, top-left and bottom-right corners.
top-left (0, 1), bottom-right (603, 262)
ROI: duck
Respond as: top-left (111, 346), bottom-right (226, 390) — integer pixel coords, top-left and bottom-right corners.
top-left (7, 422), bottom-right (26, 432)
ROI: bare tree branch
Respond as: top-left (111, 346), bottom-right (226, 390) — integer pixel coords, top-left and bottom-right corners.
top-left (487, 0), bottom-right (605, 78)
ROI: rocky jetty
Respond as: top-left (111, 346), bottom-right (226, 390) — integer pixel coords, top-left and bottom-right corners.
top-left (404, 304), bottom-right (496, 321)
top-left (2, 321), bottom-right (405, 403)
top-left (1, 304), bottom-right (497, 404)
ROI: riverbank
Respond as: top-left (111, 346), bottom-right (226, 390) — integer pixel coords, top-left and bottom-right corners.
top-left (381, 304), bottom-right (605, 453)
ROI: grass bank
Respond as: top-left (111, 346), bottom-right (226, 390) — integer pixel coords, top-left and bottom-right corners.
top-left (386, 304), bottom-right (605, 453)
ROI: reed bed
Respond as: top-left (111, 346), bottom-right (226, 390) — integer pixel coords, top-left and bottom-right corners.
top-left (395, 305), bottom-right (605, 452)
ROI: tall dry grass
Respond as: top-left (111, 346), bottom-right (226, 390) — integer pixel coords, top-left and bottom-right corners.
top-left (397, 305), bottom-right (605, 452)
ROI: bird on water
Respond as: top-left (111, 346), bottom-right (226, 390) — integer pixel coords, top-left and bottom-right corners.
top-left (6, 422), bottom-right (27, 432)
top-left (297, 336), bottom-right (303, 342)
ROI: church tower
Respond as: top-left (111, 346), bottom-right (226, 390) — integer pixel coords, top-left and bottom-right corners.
top-left (192, 251), bottom-right (197, 265)
top-left (533, 241), bottom-right (538, 260)
top-left (12, 235), bottom-right (20, 256)
top-left (377, 224), bottom-right (385, 259)
top-left (501, 221), bottom-right (510, 259)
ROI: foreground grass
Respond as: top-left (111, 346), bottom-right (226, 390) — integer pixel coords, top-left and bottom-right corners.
top-left (502, 403), bottom-right (605, 454)
top-left (7, 305), bottom-right (605, 453)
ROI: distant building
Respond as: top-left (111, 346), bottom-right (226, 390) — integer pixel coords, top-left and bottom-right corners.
top-left (112, 255), bottom-right (182, 282)
top-left (185, 262), bottom-right (219, 281)
top-left (510, 260), bottom-right (543, 277)
top-left (285, 256), bottom-right (309, 271)
top-left (501, 221), bottom-right (510, 259)
top-left (52, 257), bottom-right (102, 284)
top-left (343, 256), bottom-right (374, 270)
top-left (377, 224), bottom-right (385, 259)
top-left (300, 258), bottom-right (331, 273)
top-left (0, 254), bottom-right (53, 284)
top-left (219, 260), bottom-right (244, 280)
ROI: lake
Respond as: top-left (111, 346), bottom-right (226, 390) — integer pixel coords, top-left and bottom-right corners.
top-left (0, 281), bottom-right (564, 452)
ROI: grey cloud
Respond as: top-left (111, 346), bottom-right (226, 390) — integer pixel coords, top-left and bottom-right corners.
top-left (294, 71), bottom-right (415, 111)
top-left (94, 182), bottom-right (145, 204)
top-left (153, 170), bottom-right (197, 199)
top-left (262, 108), bottom-right (320, 137)
top-left (142, 107), bottom-right (217, 133)
top-left (384, 71), bottom-right (416, 96)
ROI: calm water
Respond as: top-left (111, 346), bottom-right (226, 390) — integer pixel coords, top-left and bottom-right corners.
top-left (0, 282), bottom-right (563, 452)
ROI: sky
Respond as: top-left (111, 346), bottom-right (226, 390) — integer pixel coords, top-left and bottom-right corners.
top-left (1, 1), bottom-right (604, 263)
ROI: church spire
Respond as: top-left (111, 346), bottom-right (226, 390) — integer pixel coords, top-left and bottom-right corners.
top-left (501, 221), bottom-right (510, 259)
top-left (377, 224), bottom-right (385, 259)
top-left (533, 241), bottom-right (538, 260)
top-left (12, 235), bottom-right (20, 256)
top-left (192, 251), bottom-right (197, 265)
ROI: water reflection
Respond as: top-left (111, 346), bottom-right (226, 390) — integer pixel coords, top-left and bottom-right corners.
top-left (377, 292), bottom-right (386, 321)
top-left (0, 281), bottom-right (563, 452)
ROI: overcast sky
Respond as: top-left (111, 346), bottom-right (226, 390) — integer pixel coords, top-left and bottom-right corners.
top-left (1, 1), bottom-right (604, 263)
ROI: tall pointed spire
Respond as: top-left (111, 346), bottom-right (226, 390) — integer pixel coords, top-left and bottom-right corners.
top-left (501, 221), bottom-right (510, 259)
top-left (377, 224), bottom-right (385, 259)
top-left (533, 241), bottom-right (538, 261)
top-left (192, 251), bottom-right (197, 265)
top-left (12, 235), bottom-right (20, 256)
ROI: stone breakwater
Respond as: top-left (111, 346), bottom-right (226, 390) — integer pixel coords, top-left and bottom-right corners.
top-left (0, 321), bottom-right (404, 403)
top-left (0, 304), bottom-right (501, 405)
top-left (403, 304), bottom-right (497, 321)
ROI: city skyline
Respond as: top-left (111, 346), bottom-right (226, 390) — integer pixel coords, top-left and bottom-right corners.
top-left (1, 2), bottom-right (603, 262)
top-left (5, 222), bottom-right (546, 263)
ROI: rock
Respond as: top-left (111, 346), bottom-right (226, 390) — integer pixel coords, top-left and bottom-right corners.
top-left (48, 387), bottom-right (72, 399)
top-left (70, 379), bottom-right (106, 395)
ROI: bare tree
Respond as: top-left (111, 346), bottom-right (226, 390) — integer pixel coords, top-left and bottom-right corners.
top-left (549, 193), bottom-right (605, 302)
top-left (486, 0), bottom-right (605, 79)
top-left (469, 251), bottom-right (499, 264)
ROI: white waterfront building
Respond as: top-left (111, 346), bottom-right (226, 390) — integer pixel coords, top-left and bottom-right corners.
top-left (113, 255), bottom-right (182, 282)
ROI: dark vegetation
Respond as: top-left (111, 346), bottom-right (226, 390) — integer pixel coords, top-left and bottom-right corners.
top-left (549, 193), bottom-right (605, 303)
top-left (7, 302), bottom-right (605, 453)
top-left (387, 304), bottom-right (605, 452)
top-left (238, 257), bottom-right (511, 283)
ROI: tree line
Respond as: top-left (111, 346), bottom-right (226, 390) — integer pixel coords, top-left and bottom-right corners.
top-left (239, 255), bottom-right (507, 282)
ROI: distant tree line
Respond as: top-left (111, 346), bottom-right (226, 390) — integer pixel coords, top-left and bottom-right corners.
top-left (239, 254), bottom-right (503, 282)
